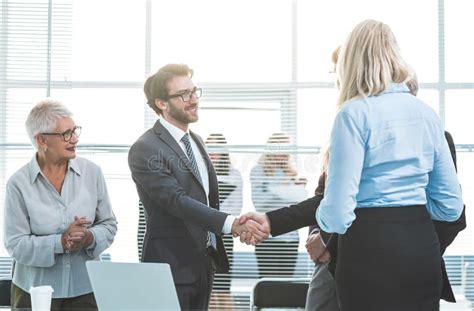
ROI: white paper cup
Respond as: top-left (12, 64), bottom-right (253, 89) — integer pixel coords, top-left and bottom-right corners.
top-left (30, 285), bottom-right (54, 311)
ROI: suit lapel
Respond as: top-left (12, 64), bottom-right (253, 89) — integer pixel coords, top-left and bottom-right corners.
top-left (153, 121), bottom-right (204, 188)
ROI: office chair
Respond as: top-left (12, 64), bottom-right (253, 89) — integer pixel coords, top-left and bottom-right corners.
top-left (250, 278), bottom-right (310, 310)
top-left (0, 256), bottom-right (13, 307)
top-left (464, 262), bottom-right (474, 309)
top-left (137, 201), bottom-right (146, 261)
top-left (0, 278), bottom-right (11, 307)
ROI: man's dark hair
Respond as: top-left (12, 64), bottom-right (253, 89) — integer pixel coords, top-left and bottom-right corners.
top-left (144, 64), bottom-right (194, 115)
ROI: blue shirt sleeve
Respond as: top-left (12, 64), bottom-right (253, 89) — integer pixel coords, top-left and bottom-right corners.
top-left (426, 129), bottom-right (463, 221)
top-left (316, 109), bottom-right (366, 233)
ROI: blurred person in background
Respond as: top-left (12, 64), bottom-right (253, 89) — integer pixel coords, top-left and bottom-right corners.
top-left (250, 133), bottom-right (307, 278)
top-left (206, 133), bottom-right (243, 308)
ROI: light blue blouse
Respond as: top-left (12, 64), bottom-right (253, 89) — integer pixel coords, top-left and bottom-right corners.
top-left (4, 156), bottom-right (117, 298)
top-left (316, 83), bottom-right (463, 234)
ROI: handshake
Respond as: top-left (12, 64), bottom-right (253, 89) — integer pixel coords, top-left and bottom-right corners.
top-left (229, 212), bottom-right (331, 264)
top-left (230, 212), bottom-right (271, 245)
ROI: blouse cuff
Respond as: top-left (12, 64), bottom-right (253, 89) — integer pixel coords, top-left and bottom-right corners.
top-left (54, 234), bottom-right (64, 254)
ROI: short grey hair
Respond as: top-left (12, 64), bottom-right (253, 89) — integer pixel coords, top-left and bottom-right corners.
top-left (25, 98), bottom-right (73, 149)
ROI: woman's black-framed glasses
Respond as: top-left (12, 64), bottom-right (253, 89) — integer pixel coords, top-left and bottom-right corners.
top-left (166, 87), bottom-right (202, 102)
top-left (41, 126), bottom-right (82, 142)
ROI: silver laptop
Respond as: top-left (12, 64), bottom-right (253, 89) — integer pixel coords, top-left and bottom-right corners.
top-left (86, 261), bottom-right (180, 311)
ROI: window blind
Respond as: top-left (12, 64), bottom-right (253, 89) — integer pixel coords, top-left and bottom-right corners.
top-left (1, 0), bottom-right (474, 309)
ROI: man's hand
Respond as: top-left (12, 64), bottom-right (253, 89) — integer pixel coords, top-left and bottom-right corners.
top-left (235, 212), bottom-right (271, 245)
top-left (62, 216), bottom-right (92, 252)
top-left (305, 232), bottom-right (330, 263)
top-left (231, 213), bottom-right (270, 245)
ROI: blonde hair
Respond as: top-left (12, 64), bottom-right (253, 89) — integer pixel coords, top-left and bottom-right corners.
top-left (336, 19), bottom-right (413, 109)
top-left (331, 46), bottom-right (341, 72)
top-left (406, 72), bottom-right (418, 96)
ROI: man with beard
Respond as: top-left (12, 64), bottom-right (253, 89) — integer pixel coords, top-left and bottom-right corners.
top-left (128, 64), bottom-right (268, 310)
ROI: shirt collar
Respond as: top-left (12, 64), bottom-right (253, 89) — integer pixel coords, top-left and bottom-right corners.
top-left (28, 155), bottom-right (42, 184)
top-left (68, 158), bottom-right (82, 176)
top-left (160, 117), bottom-right (190, 143)
top-left (381, 82), bottom-right (411, 95)
top-left (28, 154), bottom-right (81, 184)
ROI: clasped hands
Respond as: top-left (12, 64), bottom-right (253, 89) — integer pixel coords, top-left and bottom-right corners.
top-left (231, 212), bottom-right (331, 264)
top-left (61, 216), bottom-right (93, 252)
top-left (230, 212), bottom-right (271, 245)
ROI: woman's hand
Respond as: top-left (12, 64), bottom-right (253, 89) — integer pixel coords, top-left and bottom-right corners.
top-left (62, 216), bottom-right (92, 252)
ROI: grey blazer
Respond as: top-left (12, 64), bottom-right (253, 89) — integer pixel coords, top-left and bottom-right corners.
top-left (128, 120), bottom-right (230, 284)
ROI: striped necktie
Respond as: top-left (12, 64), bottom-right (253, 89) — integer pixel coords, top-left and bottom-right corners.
top-left (180, 133), bottom-right (217, 250)
top-left (180, 133), bottom-right (202, 183)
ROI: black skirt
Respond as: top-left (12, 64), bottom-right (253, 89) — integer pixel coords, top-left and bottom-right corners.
top-left (336, 205), bottom-right (442, 311)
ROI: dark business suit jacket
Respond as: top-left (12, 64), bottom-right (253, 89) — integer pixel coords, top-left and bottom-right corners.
top-left (267, 131), bottom-right (465, 302)
top-left (128, 120), bottom-right (229, 286)
top-left (434, 131), bottom-right (466, 301)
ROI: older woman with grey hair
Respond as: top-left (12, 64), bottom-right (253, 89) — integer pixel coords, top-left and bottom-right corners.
top-left (3, 98), bottom-right (117, 310)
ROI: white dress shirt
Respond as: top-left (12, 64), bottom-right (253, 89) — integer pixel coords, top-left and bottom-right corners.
top-left (160, 118), bottom-right (235, 233)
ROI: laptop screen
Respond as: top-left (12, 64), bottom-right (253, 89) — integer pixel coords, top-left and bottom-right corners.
top-left (86, 261), bottom-right (180, 311)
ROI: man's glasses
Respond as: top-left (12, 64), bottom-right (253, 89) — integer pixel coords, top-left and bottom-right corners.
top-left (41, 126), bottom-right (82, 142)
top-left (166, 87), bottom-right (202, 102)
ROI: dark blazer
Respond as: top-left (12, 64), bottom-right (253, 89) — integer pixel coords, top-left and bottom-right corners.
top-left (434, 131), bottom-right (466, 301)
top-left (267, 131), bottom-right (465, 302)
top-left (128, 120), bottom-right (229, 285)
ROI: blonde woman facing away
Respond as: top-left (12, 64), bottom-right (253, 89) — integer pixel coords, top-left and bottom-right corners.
top-left (315, 20), bottom-right (463, 310)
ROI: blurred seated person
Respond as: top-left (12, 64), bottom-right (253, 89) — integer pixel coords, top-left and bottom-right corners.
top-left (3, 99), bottom-right (117, 311)
top-left (250, 133), bottom-right (307, 277)
top-left (206, 133), bottom-right (243, 306)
